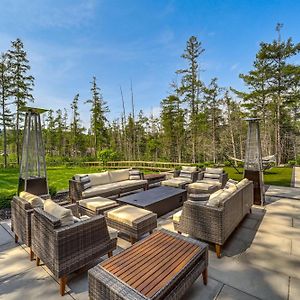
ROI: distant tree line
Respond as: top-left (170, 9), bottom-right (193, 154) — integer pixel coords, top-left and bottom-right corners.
top-left (1, 24), bottom-right (300, 168)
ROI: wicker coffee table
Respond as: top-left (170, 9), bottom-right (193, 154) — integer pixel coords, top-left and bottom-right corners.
top-left (117, 186), bottom-right (187, 217)
top-left (89, 229), bottom-right (208, 300)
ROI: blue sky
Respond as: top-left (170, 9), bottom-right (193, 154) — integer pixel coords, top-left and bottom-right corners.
top-left (0, 0), bottom-right (299, 126)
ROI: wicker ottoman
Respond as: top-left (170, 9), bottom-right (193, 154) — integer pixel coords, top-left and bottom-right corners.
top-left (78, 196), bottom-right (119, 217)
top-left (188, 181), bottom-right (221, 195)
top-left (161, 178), bottom-right (191, 189)
top-left (105, 205), bottom-right (157, 244)
top-left (88, 229), bottom-right (208, 300)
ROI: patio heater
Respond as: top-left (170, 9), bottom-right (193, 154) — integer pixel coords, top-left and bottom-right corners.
top-left (18, 107), bottom-right (49, 196)
top-left (244, 118), bottom-right (265, 205)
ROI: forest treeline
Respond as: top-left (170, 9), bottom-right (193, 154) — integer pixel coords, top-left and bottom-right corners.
top-left (1, 24), bottom-right (300, 167)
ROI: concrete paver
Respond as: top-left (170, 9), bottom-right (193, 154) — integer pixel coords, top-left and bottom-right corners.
top-left (217, 285), bottom-right (260, 300)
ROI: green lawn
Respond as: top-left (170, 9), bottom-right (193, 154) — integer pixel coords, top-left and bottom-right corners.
top-left (0, 166), bottom-right (293, 208)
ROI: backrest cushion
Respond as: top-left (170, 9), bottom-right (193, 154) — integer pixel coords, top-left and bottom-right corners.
top-left (237, 178), bottom-right (250, 189)
top-left (179, 171), bottom-right (192, 179)
top-left (19, 191), bottom-right (44, 208)
top-left (109, 169), bottom-right (130, 182)
top-left (129, 169), bottom-right (141, 180)
top-left (204, 173), bottom-right (220, 179)
top-left (44, 199), bottom-right (74, 227)
top-left (182, 166), bottom-right (197, 172)
top-left (88, 172), bottom-right (111, 186)
top-left (77, 175), bottom-right (92, 190)
top-left (207, 189), bottom-right (233, 207)
top-left (205, 167), bottom-right (224, 174)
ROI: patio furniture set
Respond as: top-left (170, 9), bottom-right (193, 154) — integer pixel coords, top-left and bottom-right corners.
top-left (11, 166), bottom-right (253, 299)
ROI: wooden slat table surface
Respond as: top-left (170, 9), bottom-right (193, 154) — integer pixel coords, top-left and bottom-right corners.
top-left (101, 231), bottom-right (201, 298)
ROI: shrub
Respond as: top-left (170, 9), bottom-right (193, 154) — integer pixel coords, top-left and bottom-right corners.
top-left (98, 149), bottom-right (118, 164)
top-left (49, 185), bottom-right (57, 197)
top-left (288, 160), bottom-right (296, 166)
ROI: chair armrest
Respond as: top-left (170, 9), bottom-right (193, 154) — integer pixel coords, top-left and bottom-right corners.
top-left (69, 179), bottom-right (83, 202)
top-left (63, 203), bottom-right (79, 218)
top-left (173, 170), bottom-right (181, 178)
top-left (197, 171), bottom-right (205, 180)
top-left (191, 171), bottom-right (200, 182)
top-left (140, 172), bottom-right (144, 180)
top-left (220, 173), bottom-right (229, 188)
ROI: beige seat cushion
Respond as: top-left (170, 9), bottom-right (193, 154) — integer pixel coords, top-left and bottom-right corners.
top-left (182, 166), bottom-right (197, 172)
top-left (88, 172), bottom-right (111, 186)
top-left (82, 183), bottom-right (121, 198)
top-left (116, 179), bottom-right (147, 188)
top-left (79, 197), bottom-right (117, 212)
top-left (19, 191), bottom-right (44, 208)
top-left (200, 178), bottom-right (222, 187)
top-left (161, 177), bottom-right (191, 188)
top-left (109, 169), bottom-right (130, 183)
top-left (189, 181), bottom-right (220, 192)
top-left (106, 205), bottom-right (153, 227)
top-left (205, 167), bottom-right (223, 174)
top-left (108, 226), bottom-right (118, 239)
top-left (173, 210), bottom-right (182, 223)
top-left (44, 199), bottom-right (74, 226)
top-left (204, 173), bottom-right (220, 179)
top-left (237, 178), bottom-right (250, 189)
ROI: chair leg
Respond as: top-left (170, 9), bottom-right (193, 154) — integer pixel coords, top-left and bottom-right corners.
top-left (14, 234), bottom-right (18, 243)
top-left (249, 208), bottom-right (252, 214)
top-left (177, 231), bottom-right (182, 235)
top-left (149, 230), bottom-right (153, 235)
top-left (215, 244), bottom-right (221, 258)
top-left (30, 247), bottom-right (34, 261)
top-left (108, 251), bottom-right (113, 258)
top-left (130, 236), bottom-right (136, 245)
top-left (36, 257), bottom-right (40, 266)
top-left (60, 276), bottom-right (67, 296)
top-left (202, 268), bottom-right (208, 285)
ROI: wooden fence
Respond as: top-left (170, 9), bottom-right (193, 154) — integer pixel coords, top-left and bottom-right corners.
top-left (82, 160), bottom-right (195, 171)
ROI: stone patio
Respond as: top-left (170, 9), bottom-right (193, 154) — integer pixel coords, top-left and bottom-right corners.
top-left (1, 185), bottom-right (300, 300)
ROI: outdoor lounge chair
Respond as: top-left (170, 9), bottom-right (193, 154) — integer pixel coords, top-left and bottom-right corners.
top-left (11, 192), bottom-right (75, 261)
top-left (31, 206), bottom-right (117, 296)
top-left (197, 167), bottom-right (228, 188)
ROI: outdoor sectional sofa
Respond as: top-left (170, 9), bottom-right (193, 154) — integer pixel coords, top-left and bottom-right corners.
top-left (173, 178), bottom-right (253, 258)
top-left (69, 169), bottom-right (148, 202)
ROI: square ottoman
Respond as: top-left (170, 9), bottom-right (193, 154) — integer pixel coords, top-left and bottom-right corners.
top-left (105, 205), bottom-right (157, 244)
top-left (161, 178), bottom-right (191, 189)
top-left (78, 196), bottom-right (119, 217)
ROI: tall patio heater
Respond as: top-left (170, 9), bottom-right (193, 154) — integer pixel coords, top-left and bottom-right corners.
top-left (18, 107), bottom-right (49, 196)
top-left (244, 118), bottom-right (265, 205)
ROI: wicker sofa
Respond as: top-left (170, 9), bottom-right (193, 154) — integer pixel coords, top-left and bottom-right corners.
top-left (173, 179), bottom-right (253, 257)
top-left (69, 169), bottom-right (147, 201)
top-left (11, 193), bottom-right (75, 261)
top-left (32, 206), bottom-right (117, 296)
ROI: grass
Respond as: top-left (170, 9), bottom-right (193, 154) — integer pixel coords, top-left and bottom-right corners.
top-left (0, 166), bottom-right (293, 208)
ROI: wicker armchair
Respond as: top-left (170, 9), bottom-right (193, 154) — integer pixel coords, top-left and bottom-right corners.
top-left (173, 181), bottom-right (253, 257)
top-left (11, 195), bottom-right (75, 261)
top-left (31, 208), bottom-right (117, 296)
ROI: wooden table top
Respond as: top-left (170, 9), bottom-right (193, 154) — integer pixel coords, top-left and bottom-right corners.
top-left (101, 231), bottom-right (201, 298)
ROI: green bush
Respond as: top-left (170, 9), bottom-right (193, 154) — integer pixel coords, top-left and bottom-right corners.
top-left (288, 160), bottom-right (296, 166)
top-left (98, 149), bottom-right (118, 163)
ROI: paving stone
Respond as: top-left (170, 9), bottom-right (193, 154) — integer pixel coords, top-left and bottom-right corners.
top-left (252, 231), bottom-right (291, 254)
top-left (68, 271), bottom-right (88, 300)
top-left (0, 267), bottom-right (73, 300)
top-left (266, 185), bottom-right (300, 200)
top-left (290, 277), bottom-right (300, 300)
top-left (209, 255), bottom-right (289, 300)
top-left (238, 244), bottom-right (300, 279)
top-left (259, 221), bottom-right (300, 241)
top-left (291, 240), bottom-right (300, 256)
top-left (293, 218), bottom-right (300, 228)
top-left (217, 285), bottom-right (259, 300)
top-left (0, 225), bottom-right (13, 246)
top-left (0, 244), bottom-right (35, 282)
top-left (185, 277), bottom-right (223, 300)
top-left (240, 217), bottom-right (260, 230)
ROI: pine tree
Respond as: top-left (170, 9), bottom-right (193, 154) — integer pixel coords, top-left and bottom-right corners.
top-left (7, 38), bottom-right (34, 164)
top-left (0, 53), bottom-right (13, 168)
top-left (86, 77), bottom-right (109, 156)
top-left (177, 36), bottom-right (204, 162)
top-left (70, 94), bottom-right (83, 157)
top-left (202, 78), bottom-right (223, 163)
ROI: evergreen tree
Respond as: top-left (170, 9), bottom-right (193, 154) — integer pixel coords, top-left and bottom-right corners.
top-left (7, 38), bottom-right (34, 164)
top-left (202, 78), bottom-right (223, 163)
top-left (177, 36), bottom-right (204, 162)
top-left (70, 94), bottom-right (83, 157)
top-left (0, 53), bottom-right (13, 168)
top-left (86, 77), bottom-right (109, 155)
